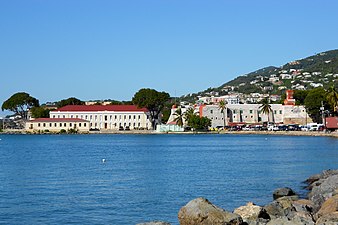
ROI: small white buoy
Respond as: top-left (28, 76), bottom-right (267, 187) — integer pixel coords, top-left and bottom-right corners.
top-left (102, 158), bottom-right (106, 163)
top-left (265, 138), bottom-right (268, 140)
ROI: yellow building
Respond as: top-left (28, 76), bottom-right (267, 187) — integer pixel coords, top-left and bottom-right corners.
top-left (26, 118), bottom-right (90, 132)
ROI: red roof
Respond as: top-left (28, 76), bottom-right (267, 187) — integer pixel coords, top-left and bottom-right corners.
top-left (52, 105), bottom-right (148, 112)
top-left (29, 118), bottom-right (88, 123)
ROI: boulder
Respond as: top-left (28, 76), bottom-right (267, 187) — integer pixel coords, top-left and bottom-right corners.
top-left (306, 170), bottom-right (338, 190)
top-left (137, 222), bottom-right (171, 225)
top-left (292, 199), bottom-right (314, 214)
top-left (234, 202), bottom-right (270, 224)
top-left (308, 174), bottom-right (338, 212)
top-left (315, 212), bottom-right (338, 225)
top-left (273, 187), bottom-right (297, 200)
top-left (264, 196), bottom-right (298, 219)
top-left (266, 216), bottom-right (314, 225)
top-left (178, 197), bottom-right (243, 225)
top-left (315, 195), bottom-right (338, 220)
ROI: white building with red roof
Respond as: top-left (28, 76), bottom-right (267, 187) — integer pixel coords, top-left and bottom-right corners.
top-left (49, 105), bottom-right (152, 131)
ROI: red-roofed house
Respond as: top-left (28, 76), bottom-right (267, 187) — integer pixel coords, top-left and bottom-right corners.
top-left (25, 118), bottom-right (90, 132)
top-left (49, 105), bottom-right (151, 130)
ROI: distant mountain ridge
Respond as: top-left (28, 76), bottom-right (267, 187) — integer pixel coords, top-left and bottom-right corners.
top-left (180, 49), bottom-right (338, 102)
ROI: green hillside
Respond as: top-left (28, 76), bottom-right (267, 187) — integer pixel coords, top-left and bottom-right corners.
top-left (179, 49), bottom-right (338, 103)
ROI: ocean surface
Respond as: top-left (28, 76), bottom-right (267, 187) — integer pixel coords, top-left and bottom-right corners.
top-left (0, 134), bottom-right (337, 224)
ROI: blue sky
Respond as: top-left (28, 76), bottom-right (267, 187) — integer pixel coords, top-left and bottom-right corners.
top-left (1, 0), bottom-right (338, 114)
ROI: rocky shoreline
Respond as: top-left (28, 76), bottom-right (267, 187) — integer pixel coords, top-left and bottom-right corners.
top-left (138, 169), bottom-right (338, 225)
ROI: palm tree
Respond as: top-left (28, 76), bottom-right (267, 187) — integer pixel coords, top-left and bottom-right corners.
top-left (184, 107), bottom-right (195, 125)
top-left (327, 85), bottom-right (338, 115)
top-left (259, 97), bottom-right (274, 123)
top-left (173, 107), bottom-right (184, 127)
top-left (218, 100), bottom-right (228, 127)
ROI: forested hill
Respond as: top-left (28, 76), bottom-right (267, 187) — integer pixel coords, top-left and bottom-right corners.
top-left (226, 49), bottom-right (338, 86)
top-left (179, 49), bottom-right (338, 102)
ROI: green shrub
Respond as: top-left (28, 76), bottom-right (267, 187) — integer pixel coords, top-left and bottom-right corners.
top-left (60, 129), bottom-right (67, 134)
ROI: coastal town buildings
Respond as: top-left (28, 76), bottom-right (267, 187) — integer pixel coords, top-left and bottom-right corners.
top-left (49, 105), bottom-right (152, 131)
top-left (167, 103), bottom-right (312, 128)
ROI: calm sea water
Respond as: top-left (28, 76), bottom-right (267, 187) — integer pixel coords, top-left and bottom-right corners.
top-left (0, 134), bottom-right (337, 224)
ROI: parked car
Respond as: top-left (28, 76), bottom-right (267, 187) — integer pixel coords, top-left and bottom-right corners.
top-left (268, 125), bottom-right (279, 131)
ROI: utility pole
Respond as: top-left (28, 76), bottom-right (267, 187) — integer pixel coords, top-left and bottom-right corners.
top-left (320, 101), bottom-right (326, 130)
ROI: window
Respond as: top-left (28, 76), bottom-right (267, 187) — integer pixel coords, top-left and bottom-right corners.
top-left (79, 123), bottom-right (82, 127)
top-left (129, 115), bottom-right (131, 119)
top-left (138, 115), bottom-right (141, 119)
top-left (53, 115), bottom-right (55, 118)
top-left (64, 123), bottom-right (67, 127)
top-left (60, 123), bottom-right (62, 127)
top-left (124, 115), bottom-right (126, 119)
top-left (38, 123), bottom-right (40, 127)
top-left (71, 115), bottom-right (73, 118)
top-left (49, 123), bottom-right (52, 127)
top-left (84, 123), bottom-right (86, 127)
top-left (134, 115), bottom-right (136, 119)
top-left (90, 115), bottom-right (92, 119)
top-left (274, 110), bottom-right (277, 114)
top-left (115, 115), bottom-right (117, 119)
top-left (105, 115), bottom-right (108, 121)
top-left (58, 115), bottom-right (60, 118)
top-left (279, 110), bottom-right (282, 114)
top-left (240, 110), bottom-right (243, 114)
top-left (70, 123), bottom-right (72, 127)
top-left (43, 123), bottom-right (46, 127)
top-left (251, 116), bottom-right (253, 118)
top-left (210, 110), bottom-right (213, 114)
top-left (63, 115), bottom-right (65, 118)
top-left (250, 110), bottom-right (253, 114)
top-left (54, 123), bottom-right (57, 127)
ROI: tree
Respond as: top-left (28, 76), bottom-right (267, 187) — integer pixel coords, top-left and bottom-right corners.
top-left (2, 92), bottom-right (39, 120)
top-left (57, 97), bottom-right (84, 108)
top-left (173, 107), bottom-right (184, 127)
top-left (187, 114), bottom-right (211, 131)
top-left (218, 100), bottom-right (227, 127)
top-left (184, 107), bottom-right (196, 124)
top-left (326, 85), bottom-right (338, 115)
top-left (304, 88), bottom-right (328, 123)
top-left (293, 90), bottom-right (309, 105)
top-left (30, 106), bottom-right (50, 118)
top-left (259, 97), bottom-right (274, 123)
top-left (132, 88), bottom-right (170, 129)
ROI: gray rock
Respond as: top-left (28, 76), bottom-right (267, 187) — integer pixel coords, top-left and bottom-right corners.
top-left (308, 174), bottom-right (338, 212)
top-left (264, 196), bottom-right (298, 219)
top-left (266, 216), bottom-right (314, 225)
top-left (137, 222), bottom-right (171, 225)
top-left (178, 197), bottom-right (243, 225)
top-left (306, 170), bottom-right (338, 190)
top-left (273, 187), bottom-right (297, 200)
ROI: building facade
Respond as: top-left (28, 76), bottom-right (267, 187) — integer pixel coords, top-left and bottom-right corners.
top-left (49, 105), bottom-right (152, 130)
top-left (26, 118), bottom-right (90, 132)
top-left (168, 104), bottom-right (312, 128)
